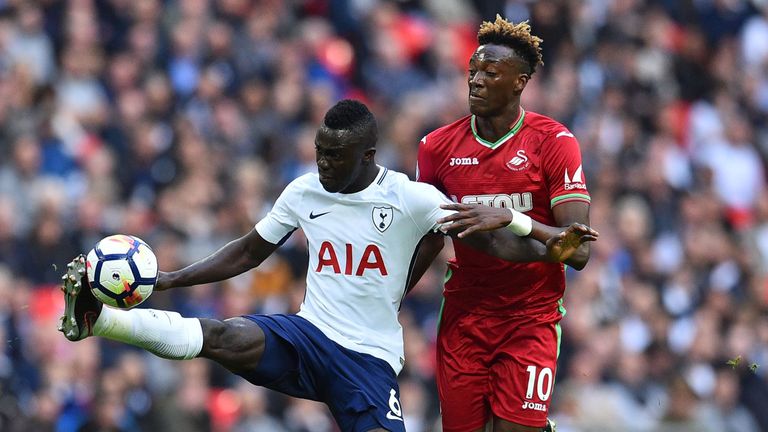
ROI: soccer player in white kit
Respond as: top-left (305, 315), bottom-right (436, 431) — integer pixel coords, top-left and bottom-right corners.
top-left (58, 100), bottom-right (596, 432)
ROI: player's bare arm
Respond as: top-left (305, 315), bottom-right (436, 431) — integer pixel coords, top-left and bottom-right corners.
top-left (551, 201), bottom-right (593, 269)
top-left (451, 221), bottom-right (596, 264)
top-left (155, 228), bottom-right (280, 291)
top-left (404, 232), bottom-right (445, 294)
top-left (439, 202), bottom-right (597, 267)
top-left (451, 227), bottom-right (547, 262)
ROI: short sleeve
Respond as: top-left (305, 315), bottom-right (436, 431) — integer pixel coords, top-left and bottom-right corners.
top-left (255, 181), bottom-right (301, 244)
top-left (416, 135), bottom-right (442, 190)
top-left (542, 131), bottom-right (591, 208)
top-left (403, 181), bottom-right (454, 235)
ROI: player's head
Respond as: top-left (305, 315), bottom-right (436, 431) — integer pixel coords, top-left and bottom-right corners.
top-left (469, 15), bottom-right (543, 117)
top-left (315, 99), bottom-right (378, 193)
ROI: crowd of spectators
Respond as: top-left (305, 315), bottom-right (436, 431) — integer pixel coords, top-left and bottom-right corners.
top-left (1, 0), bottom-right (767, 431)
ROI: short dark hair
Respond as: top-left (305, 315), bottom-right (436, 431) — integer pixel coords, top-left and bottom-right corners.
top-left (477, 15), bottom-right (543, 75)
top-left (323, 99), bottom-right (377, 143)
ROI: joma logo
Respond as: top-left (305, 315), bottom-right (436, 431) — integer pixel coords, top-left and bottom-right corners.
top-left (521, 401), bottom-right (547, 412)
top-left (449, 157), bottom-right (479, 166)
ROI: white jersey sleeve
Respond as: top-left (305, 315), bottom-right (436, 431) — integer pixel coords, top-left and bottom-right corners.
top-left (401, 181), bottom-right (454, 235)
top-left (255, 179), bottom-right (302, 244)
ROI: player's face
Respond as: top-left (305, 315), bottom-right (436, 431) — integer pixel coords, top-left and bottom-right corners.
top-left (315, 127), bottom-right (373, 193)
top-left (468, 44), bottom-right (530, 117)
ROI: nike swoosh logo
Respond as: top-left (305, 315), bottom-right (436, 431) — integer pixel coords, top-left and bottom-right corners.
top-left (309, 211), bottom-right (330, 219)
top-left (556, 131), bottom-right (574, 138)
top-left (386, 411), bottom-right (404, 422)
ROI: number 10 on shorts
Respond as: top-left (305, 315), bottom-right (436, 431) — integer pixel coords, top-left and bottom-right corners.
top-left (524, 366), bottom-right (553, 401)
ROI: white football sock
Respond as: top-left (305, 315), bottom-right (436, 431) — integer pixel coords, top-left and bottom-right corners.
top-left (93, 307), bottom-right (204, 360)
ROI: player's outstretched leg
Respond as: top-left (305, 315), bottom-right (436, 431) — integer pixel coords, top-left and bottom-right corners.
top-left (197, 317), bottom-right (266, 373)
top-left (58, 255), bottom-right (203, 360)
top-left (57, 256), bottom-right (267, 367)
top-left (58, 254), bottom-right (102, 341)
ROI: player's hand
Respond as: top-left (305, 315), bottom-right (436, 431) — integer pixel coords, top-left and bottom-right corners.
top-left (545, 223), bottom-right (599, 262)
top-left (154, 271), bottom-right (173, 291)
top-left (438, 203), bottom-right (513, 238)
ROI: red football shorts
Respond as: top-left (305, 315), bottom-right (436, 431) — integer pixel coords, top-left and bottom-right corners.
top-left (436, 299), bottom-right (564, 431)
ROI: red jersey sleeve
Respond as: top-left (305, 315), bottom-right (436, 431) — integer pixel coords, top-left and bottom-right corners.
top-left (416, 135), bottom-right (443, 191)
top-left (541, 130), bottom-right (591, 208)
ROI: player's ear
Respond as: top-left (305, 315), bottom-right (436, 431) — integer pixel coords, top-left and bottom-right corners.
top-left (514, 73), bottom-right (530, 93)
top-left (508, 57), bottom-right (531, 93)
top-left (362, 148), bottom-right (376, 165)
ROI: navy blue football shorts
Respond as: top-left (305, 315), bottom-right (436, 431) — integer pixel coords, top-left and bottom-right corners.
top-left (238, 314), bottom-right (405, 432)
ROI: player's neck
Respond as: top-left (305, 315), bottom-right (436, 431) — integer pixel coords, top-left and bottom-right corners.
top-left (475, 105), bottom-right (523, 143)
top-left (342, 164), bottom-right (379, 194)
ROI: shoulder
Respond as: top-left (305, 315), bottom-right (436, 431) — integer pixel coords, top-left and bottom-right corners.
top-left (523, 111), bottom-right (574, 138)
top-left (283, 172), bottom-right (319, 195)
top-left (523, 111), bottom-right (581, 157)
top-left (382, 169), bottom-right (444, 197)
top-left (421, 115), bottom-right (472, 148)
top-left (404, 177), bottom-right (444, 197)
top-left (379, 169), bottom-right (412, 191)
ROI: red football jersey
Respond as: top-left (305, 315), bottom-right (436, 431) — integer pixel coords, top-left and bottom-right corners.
top-left (417, 109), bottom-right (590, 314)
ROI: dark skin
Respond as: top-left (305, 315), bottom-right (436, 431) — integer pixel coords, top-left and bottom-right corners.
top-left (153, 121), bottom-right (594, 432)
top-left (438, 202), bottom-right (595, 268)
top-left (404, 222), bottom-right (596, 296)
top-left (466, 44), bottom-right (590, 269)
top-left (411, 44), bottom-right (594, 432)
top-left (155, 125), bottom-right (389, 431)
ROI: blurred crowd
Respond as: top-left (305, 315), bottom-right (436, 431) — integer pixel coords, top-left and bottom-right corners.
top-left (1, 0), bottom-right (767, 431)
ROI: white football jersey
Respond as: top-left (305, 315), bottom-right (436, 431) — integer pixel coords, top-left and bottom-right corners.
top-left (256, 166), bottom-right (452, 374)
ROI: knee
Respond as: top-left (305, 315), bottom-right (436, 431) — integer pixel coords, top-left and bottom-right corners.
top-left (200, 317), bottom-right (265, 371)
top-left (493, 418), bottom-right (546, 432)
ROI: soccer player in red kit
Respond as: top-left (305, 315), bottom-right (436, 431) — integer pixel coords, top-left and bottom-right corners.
top-left (415, 17), bottom-right (592, 432)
